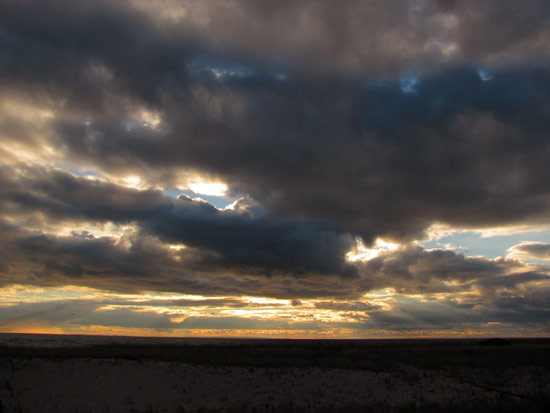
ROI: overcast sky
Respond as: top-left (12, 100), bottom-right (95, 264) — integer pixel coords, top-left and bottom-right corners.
top-left (1, 0), bottom-right (549, 338)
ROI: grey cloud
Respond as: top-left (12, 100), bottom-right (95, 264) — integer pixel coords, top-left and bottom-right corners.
top-left (0, 167), bottom-right (358, 281)
top-left (365, 297), bottom-right (487, 330)
top-left (361, 245), bottom-right (523, 294)
top-left (314, 301), bottom-right (380, 312)
top-left (455, 1), bottom-right (550, 65)
top-left (145, 0), bottom-right (550, 75)
top-left (1, 164), bottom-right (548, 300)
top-left (508, 242), bottom-right (550, 260)
top-left (1, 0), bottom-right (550, 313)
top-left (46, 67), bottom-right (550, 242)
top-left (84, 307), bottom-right (175, 330)
top-left (1, 1), bottom-right (550, 243)
top-left (493, 284), bottom-right (550, 314)
top-left (144, 196), bottom-right (358, 278)
top-left (0, 300), bottom-right (97, 325)
top-left (0, 218), bottom-right (361, 299)
top-left (350, 286), bottom-right (550, 332)
top-left (0, 299), bottom-right (175, 330)
top-left (127, 298), bottom-right (248, 308)
top-left (0, 167), bottom-right (172, 223)
top-left (357, 298), bottom-right (547, 332)
top-left (2, 202), bottom-right (547, 301)
top-left (0, 0), bottom-right (199, 109)
top-left (177, 316), bottom-right (286, 330)
top-left (475, 271), bottom-right (550, 291)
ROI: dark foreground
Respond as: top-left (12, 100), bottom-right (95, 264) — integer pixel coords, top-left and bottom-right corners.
top-left (0, 334), bottom-right (549, 412)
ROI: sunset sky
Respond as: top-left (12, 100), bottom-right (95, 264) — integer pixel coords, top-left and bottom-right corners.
top-left (1, 0), bottom-right (550, 338)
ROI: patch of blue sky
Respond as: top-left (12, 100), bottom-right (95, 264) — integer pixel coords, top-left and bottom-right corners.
top-left (363, 71), bottom-right (420, 93)
top-left (185, 54), bottom-right (288, 83)
top-left (186, 55), bottom-right (255, 79)
top-left (422, 229), bottom-right (550, 260)
top-left (163, 188), bottom-right (239, 209)
top-left (209, 63), bottom-right (255, 79)
top-left (64, 167), bottom-right (101, 177)
top-left (399, 72), bottom-right (420, 94)
top-left (477, 68), bottom-right (493, 81)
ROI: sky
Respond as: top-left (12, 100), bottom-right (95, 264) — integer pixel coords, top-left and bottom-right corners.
top-left (1, 0), bottom-right (550, 338)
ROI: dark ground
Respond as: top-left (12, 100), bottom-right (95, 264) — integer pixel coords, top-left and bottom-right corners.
top-left (0, 334), bottom-right (549, 412)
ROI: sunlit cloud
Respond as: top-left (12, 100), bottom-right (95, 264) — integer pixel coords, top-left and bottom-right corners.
top-left (188, 181), bottom-right (228, 196)
top-left (507, 241), bottom-right (550, 261)
top-left (121, 175), bottom-right (145, 189)
top-left (346, 239), bottom-right (399, 262)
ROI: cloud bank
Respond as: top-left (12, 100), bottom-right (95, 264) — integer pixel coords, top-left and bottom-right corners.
top-left (1, 0), bottom-right (549, 335)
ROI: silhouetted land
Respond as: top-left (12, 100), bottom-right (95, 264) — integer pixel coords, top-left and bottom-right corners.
top-left (1, 334), bottom-right (549, 412)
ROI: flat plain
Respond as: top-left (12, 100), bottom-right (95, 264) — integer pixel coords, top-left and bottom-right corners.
top-left (0, 333), bottom-right (549, 412)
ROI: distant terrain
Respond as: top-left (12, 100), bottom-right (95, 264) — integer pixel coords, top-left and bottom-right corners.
top-left (1, 333), bottom-right (549, 412)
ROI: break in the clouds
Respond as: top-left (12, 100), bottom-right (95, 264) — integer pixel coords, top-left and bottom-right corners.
top-left (0, 0), bottom-right (549, 337)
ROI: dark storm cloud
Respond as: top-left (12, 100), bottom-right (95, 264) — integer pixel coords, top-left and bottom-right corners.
top-left (1, 0), bottom-right (550, 310)
top-left (1, 186), bottom-right (547, 300)
top-left (360, 245), bottom-right (536, 294)
top-left (0, 220), bottom-right (185, 290)
top-left (492, 284), bottom-right (550, 322)
top-left (0, 221), bottom-right (362, 300)
top-left (1, 0), bottom-right (550, 242)
top-left (0, 167), bottom-right (357, 281)
top-left (0, 167), bottom-right (172, 223)
top-left (144, 195), bottom-right (358, 278)
top-left (141, 0), bottom-right (550, 75)
top-left (3, 0), bottom-right (549, 96)
top-left (0, 0), bottom-right (199, 109)
top-left (34, 66), bottom-right (550, 242)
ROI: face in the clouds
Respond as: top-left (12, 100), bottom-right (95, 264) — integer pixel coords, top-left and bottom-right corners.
top-left (0, 0), bottom-right (549, 337)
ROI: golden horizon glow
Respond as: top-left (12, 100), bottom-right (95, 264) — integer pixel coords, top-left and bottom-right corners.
top-left (2, 277), bottom-right (549, 339)
top-left (2, 322), bottom-right (545, 340)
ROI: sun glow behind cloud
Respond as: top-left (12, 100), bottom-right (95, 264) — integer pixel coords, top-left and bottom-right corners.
top-left (346, 239), bottom-right (399, 262)
top-left (188, 181), bottom-right (228, 196)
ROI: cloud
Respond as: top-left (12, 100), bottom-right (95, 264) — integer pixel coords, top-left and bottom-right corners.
top-left (0, 167), bottom-right (358, 283)
top-left (9, 67), bottom-right (550, 242)
top-left (129, 0), bottom-right (550, 75)
top-left (0, 1), bottom-right (550, 242)
top-left (0, 0), bottom-right (550, 335)
top-left (2, 188), bottom-right (548, 301)
top-left (314, 301), bottom-right (380, 312)
top-left (508, 242), bottom-right (550, 260)
top-left (359, 245), bottom-right (541, 295)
